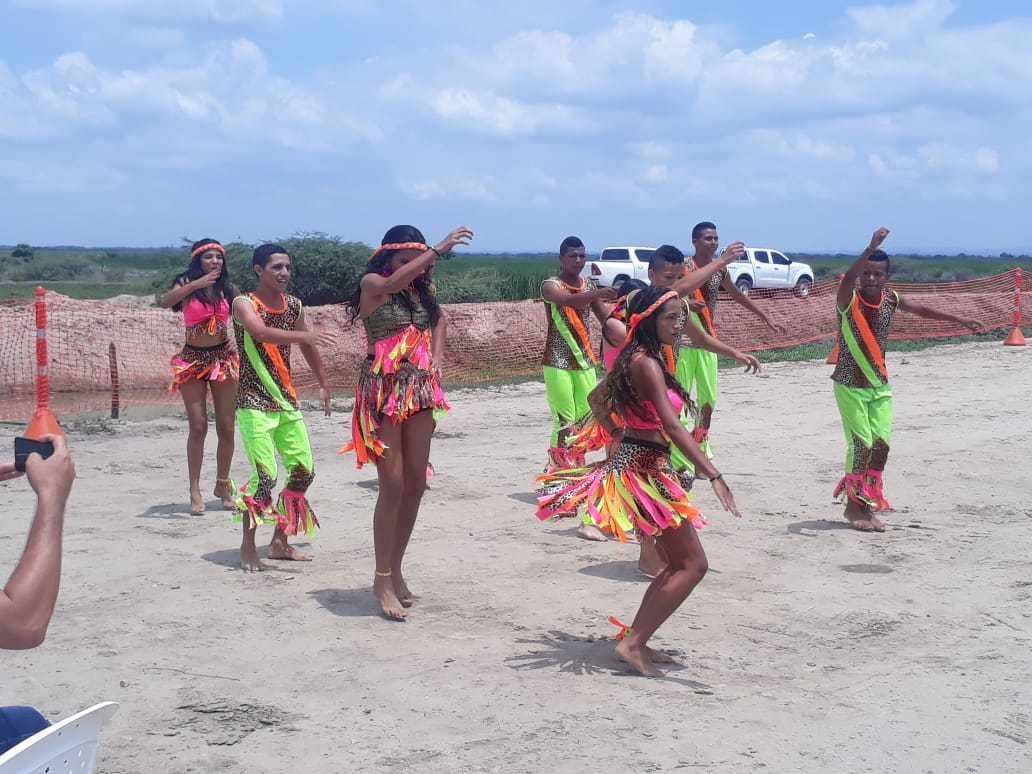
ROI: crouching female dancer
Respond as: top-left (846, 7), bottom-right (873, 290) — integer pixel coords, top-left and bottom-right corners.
top-left (536, 286), bottom-right (741, 676)
top-left (342, 224), bottom-right (473, 620)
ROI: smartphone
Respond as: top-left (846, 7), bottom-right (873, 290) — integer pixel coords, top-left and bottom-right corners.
top-left (14, 437), bottom-right (55, 472)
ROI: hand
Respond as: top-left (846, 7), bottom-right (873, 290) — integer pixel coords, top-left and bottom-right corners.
top-left (0, 462), bottom-right (24, 482)
top-left (195, 267), bottom-right (221, 288)
top-left (687, 298), bottom-right (706, 313)
top-left (436, 226), bottom-right (474, 253)
top-left (869, 227), bottom-right (890, 251)
top-left (25, 434), bottom-right (75, 503)
top-left (711, 477), bottom-right (741, 518)
top-left (737, 353), bottom-right (761, 374)
top-left (308, 329), bottom-right (338, 349)
top-left (719, 241), bottom-right (746, 264)
top-left (964, 319), bottom-right (986, 333)
top-left (318, 386), bottom-right (332, 417)
top-left (598, 286), bottom-right (617, 302)
top-left (766, 317), bottom-right (787, 336)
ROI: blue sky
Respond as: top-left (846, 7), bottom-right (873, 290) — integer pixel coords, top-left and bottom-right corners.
top-left (1, 0), bottom-right (1029, 254)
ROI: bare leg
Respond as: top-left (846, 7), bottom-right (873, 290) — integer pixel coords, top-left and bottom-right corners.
top-left (637, 533), bottom-right (668, 578)
top-left (614, 524), bottom-right (708, 677)
top-left (268, 526), bottom-right (312, 561)
top-left (392, 410), bottom-right (436, 606)
top-left (179, 380), bottom-right (209, 514)
top-left (372, 418), bottom-right (407, 620)
top-left (209, 378), bottom-right (237, 509)
top-left (240, 519), bottom-right (265, 572)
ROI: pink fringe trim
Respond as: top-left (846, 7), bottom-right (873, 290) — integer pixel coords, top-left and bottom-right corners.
top-left (277, 488), bottom-right (320, 537)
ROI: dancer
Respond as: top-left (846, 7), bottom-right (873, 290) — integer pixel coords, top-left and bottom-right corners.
top-left (160, 238), bottom-right (239, 514)
top-left (537, 285), bottom-right (741, 677)
top-left (832, 227), bottom-right (983, 531)
top-left (343, 225), bottom-right (471, 620)
top-left (681, 222), bottom-right (785, 460)
top-left (232, 244), bottom-right (335, 571)
top-left (540, 236), bottom-right (616, 540)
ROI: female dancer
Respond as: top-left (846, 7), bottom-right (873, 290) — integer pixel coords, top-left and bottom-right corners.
top-left (537, 285), bottom-right (741, 676)
top-left (343, 225), bottom-right (473, 620)
top-left (161, 238), bottom-right (239, 515)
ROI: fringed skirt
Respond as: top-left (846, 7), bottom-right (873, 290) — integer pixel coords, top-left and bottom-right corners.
top-left (341, 356), bottom-right (450, 467)
top-left (536, 438), bottom-right (706, 542)
top-left (170, 342), bottom-right (239, 391)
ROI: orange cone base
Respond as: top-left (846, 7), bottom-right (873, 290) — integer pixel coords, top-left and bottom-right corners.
top-left (1003, 326), bottom-right (1026, 346)
top-left (25, 407), bottom-right (64, 440)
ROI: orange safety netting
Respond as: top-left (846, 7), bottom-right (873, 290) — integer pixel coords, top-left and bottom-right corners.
top-left (0, 269), bottom-right (1027, 422)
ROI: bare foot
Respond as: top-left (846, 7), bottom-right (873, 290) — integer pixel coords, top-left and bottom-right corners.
top-left (576, 523), bottom-right (609, 542)
top-left (393, 572), bottom-right (414, 608)
top-left (868, 511), bottom-right (887, 532)
top-left (190, 490), bottom-right (205, 515)
top-left (267, 542), bottom-right (312, 561)
top-left (213, 481), bottom-right (235, 510)
top-left (374, 575), bottom-right (407, 620)
top-left (240, 541), bottom-right (266, 572)
top-left (844, 501), bottom-right (876, 532)
top-left (646, 646), bottom-right (677, 664)
top-left (615, 639), bottom-right (663, 677)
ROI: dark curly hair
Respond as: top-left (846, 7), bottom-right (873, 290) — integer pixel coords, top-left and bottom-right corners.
top-left (598, 285), bottom-right (695, 420)
top-left (169, 238), bottom-right (238, 312)
top-left (348, 225), bottom-right (441, 326)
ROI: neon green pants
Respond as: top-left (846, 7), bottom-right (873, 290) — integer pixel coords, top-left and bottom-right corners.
top-left (833, 381), bottom-right (893, 475)
top-left (543, 365), bottom-right (598, 447)
top-left (671, 347), bottom-right (718, 470)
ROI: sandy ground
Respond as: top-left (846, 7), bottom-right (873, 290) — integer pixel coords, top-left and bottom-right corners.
top-left (1, 341), bottom-right (1030, 774)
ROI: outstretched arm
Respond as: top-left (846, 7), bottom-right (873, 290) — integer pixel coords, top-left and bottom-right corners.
top-left (681, 317), bottom-right (761, 373)
top-left (671, 243), bottom-right (743, 298)
top-left (296, 309), bottom-right (334, 416)
top-left (542, 280), bottom-right (616, 310)
top-left (0, 436), bottom-right (76, 650)
top-left (233, 296), bottom-right (330, 348)
top-left (837, 227), bottom-right (891, 311)
top-left (896, 295), bottom-right (985, 332)
top-left (720, 273), bottom-right (787, 335)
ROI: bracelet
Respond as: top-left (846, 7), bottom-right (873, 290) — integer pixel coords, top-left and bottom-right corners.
top-left (429, 246), bottom-right (442, 258)
top-left (708, 474), bottom-right (723, 482)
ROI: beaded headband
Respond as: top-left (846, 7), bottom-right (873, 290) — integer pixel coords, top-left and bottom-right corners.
top-left (368, 241), bottom-right (429, 262)
top-left (191, 242), bottom-right (225, 258)
top-left (624, 290), bottom-right (679, 344)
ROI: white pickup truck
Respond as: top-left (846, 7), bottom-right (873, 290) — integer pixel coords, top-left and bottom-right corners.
top-left (580, 246), bottom-right (656, 287)
top-left (725, 248), bottom-right (815, 297)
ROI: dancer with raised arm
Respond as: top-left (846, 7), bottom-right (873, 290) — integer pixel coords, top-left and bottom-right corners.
top-left (161, 239), bottom-right (239, 514)
top-left (832, 227), bottom-right (983, 531)
top-left (232, 244), bottom-right (335, 571)
top-left (537, 286), bottom-right (741, 676)
top-left (343, 225), bottom-right (471, 620)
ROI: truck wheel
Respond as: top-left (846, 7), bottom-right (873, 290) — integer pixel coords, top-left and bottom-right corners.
top-left (735, 276), bottom-right (752, 295)
top-left (795, 277), bottom-right (813, 298)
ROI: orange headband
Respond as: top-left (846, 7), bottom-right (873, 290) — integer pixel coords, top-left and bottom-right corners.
top-left (191, 242), bottom-right (225, 258)
top-left (624, 290), bottom-right (679, 344)
top-left (368, 242), bottom-right (430, 262)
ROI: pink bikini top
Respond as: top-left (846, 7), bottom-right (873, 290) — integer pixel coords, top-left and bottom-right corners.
top-left (622, 389), bottom-right (684, 431)
top-left (183, 297), bottom-right (230, 328)
top-left (602, 346), bottom-right (621, 371)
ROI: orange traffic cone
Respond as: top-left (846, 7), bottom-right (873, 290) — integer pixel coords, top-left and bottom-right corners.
top-left (25, 407), bottom-right (64, 440)
top-left (826, 342), bottom-right (839, 364)
top-left (1003, 326), bottom-right (1026, 346)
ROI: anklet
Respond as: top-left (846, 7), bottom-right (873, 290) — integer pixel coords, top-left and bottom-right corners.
top-left (375, 570), bottom-right (392, 578)
top-left (607, 615), bottom-right (632, 641)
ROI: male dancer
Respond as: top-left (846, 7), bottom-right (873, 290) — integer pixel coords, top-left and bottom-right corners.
top-left (540, 236), bottom-right (615, 540)
top-left (680, 221), bottom-right (785, 460)
top-left (832, 227), bottom-right (983, 531)
top-left (232, 244), bottom-right (335, 571)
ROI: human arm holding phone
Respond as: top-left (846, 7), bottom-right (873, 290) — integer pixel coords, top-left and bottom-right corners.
top-left (0, 434), bottom-right (76, 650)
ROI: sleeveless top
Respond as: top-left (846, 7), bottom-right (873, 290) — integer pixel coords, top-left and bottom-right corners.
top-left (832, 289), bottom-right (899, 388)
top-left (623, 390), bottom-right (684, 431)
top-left (363, 294), bottom-right (431, 346)
top-left (541, 277), bottom-right (598, 370)
top-left (680, 260), bottom-right (725, 345)
top-left (183, 297), bottom-right (231, 339)
top-left (233, 293), bottom-right (303, 412)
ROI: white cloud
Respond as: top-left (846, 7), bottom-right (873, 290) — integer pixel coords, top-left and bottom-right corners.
top-left (645, 164), bottom-right (668, 183)
top-left (918, 143), bottom-right (999, 173)
top-left (847, 0), bottom-right (958, 40)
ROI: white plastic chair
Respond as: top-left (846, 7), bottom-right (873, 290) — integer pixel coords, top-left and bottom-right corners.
top-left (0, 702), bottom-right (119, 774)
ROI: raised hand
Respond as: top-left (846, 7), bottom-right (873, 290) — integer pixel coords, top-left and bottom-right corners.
top-left (195, 267), bottom-right (221, 288)
top-left (25, 434), bottom-right (75, 502)
top-left (436, 227), bottom-right (474, 253)
top-left (869, 227), bottom-right (890, 251)
top-left (719, 241), bottom-right (746, 264)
